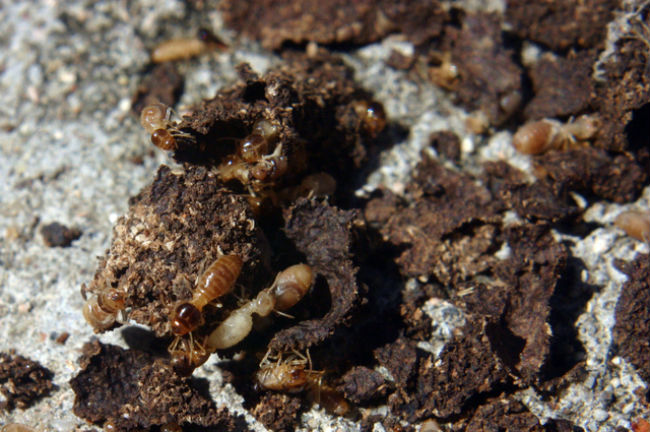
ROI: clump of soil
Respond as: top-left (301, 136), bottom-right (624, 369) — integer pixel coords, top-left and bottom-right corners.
top-left (70, 341), bottom-right (247, 430)
top-left (0, 351), bottom-right (54, 411)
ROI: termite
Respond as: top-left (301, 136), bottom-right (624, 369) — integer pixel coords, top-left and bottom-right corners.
top-left (139, 102), bottom-right (194, 151)
top-left (255, 349), bottom-right (351, 416)
top-left (255, 350), bottom-right (319, 393)
top-left (512, 114), bottom-right (600, 155)
top-left (170, 254), bottom-right (243, 336)
top-left (82, 287), bottom-right (126, 332)
top-left (614, 209), bottom-right (650, 242)
top-left (151, 28), bottom-right (226, 63)
top-left (204, 263), bottom-right (313, 351)
top-left (352, 100), bottom-right (387, 138)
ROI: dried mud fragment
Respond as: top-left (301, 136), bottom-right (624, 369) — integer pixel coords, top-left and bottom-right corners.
top-left (176, 53), bottom-right (383, 186)
top-left (595, 37), bottom-right (650, 153)
top-left (132, 62), bottom-right (184, 116)
top-left (269, 197), bottom-right (360, 351)
top-left (379, 318), bottom-right (509, 421)
top-left (251, 392), bottom-right (304, 432)
top-left (40, 222), bottom-right (81, 247)
top-left (375, 156), bottom-right (502, 283)
top-left (524, 50), bottom-right (597, 120)
top-left (505, 0), bottom-right (617, 51)
top-left (613, 254), bottom-right (650, 383)
top-left (483, 161), bottom-right (580, 222)
top-left (452, 396), bottom-right (547, 432)
top-left (0, 351), bottom-right (54, 411)
top-left (533, 147), bottom-right (647, 203)
top-left (440, 13), bottom-right (523, 126)
top-left (85, 165), bottom-right (266, 336)
top-left (492, 224), bottom-right (567, 384)
top-left (70, 341), bottom-right (245, 429)
top-left (341, 366), bottom-right (388, 404)
top-left (220, 0), bottom-right (447, 49)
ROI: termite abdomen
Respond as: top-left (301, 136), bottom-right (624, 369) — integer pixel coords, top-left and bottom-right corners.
top-left (193, 254), bottom-right (243, 309)
top-left (273, 264), bottom-right (313, 311)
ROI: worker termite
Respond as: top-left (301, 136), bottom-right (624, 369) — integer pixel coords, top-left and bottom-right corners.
top-left (512, 114), bottom-right (600, 155)
top-left (614, 209), bottom-right (650, 242)
top-left (255, 349), bottom-right (351, 416)
top-left (139, 102), bottom-right (194, 151)
top-left (170, 254), bottom-right (243, 336)
top-left (205, 263), bottom-right (313, 351)
top-left (255, 349), bottom-right (321, 393)
top-left (151, 28), bottom-right (226, 63)
top-left (82, 287), bottom-right (126, 332)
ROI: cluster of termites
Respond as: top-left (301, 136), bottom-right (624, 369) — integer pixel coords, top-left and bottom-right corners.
top-left (217, 119), bottom-right (287, 190)
top-left (140, 102), bottom-right (194, 151)
top-left (82, 284), bottom-right (126, 332)
top-left (168, 259), bottom-right (314, 375)
top-left (512, 114), bottom-right (600, 155)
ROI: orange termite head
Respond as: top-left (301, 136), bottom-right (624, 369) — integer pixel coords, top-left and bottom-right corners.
top-left (171, 303), bottom-right (202, 336)
top-left (353, 101), bottom-right (387, 137)
top-left (273, 264), bottom-right (314, 312)
top-left (151, 128), bottom-right (177, 151)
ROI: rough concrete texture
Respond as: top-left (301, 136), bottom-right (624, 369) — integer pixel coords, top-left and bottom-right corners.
top-left (0, 1), bottom-right (649, 431)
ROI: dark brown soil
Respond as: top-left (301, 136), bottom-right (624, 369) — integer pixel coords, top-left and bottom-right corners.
top-left (613, 254), bottom-right (650, 386)
top-left (40, 222), bottom-right (81, 247)
top-left (70, 341), bottom-right (247, 430)
top-left (0, 351), bottom-right (54, 411)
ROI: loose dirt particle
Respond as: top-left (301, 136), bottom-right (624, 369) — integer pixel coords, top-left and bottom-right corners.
top-left (40, 222), bottom-right (81, 247)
